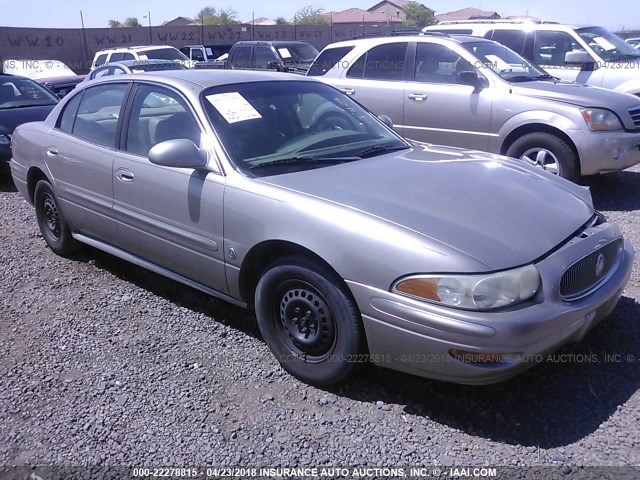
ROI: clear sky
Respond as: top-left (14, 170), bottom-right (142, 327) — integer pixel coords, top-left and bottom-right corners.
top-left (2, 0), bottom-right (639, 31)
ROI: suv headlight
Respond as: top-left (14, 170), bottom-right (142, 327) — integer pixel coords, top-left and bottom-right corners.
top-left (580, 108), bottom-right (623, 131)
top-left (0, 134), bottom-right (11, 145)
top-left (392, 265), bottom-right (540, 311)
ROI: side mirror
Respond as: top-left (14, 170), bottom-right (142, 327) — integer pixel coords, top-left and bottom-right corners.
top-left (564, 51), bottom-right (595, 68)
top-left (378, 114), bottom-right (393, 129)
top-left (457, 71), bottom-right (485, 90)
top-left (148, 139), bottom-right (208, 169)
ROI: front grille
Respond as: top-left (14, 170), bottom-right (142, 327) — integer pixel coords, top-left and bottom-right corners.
top-left (629, 106), bottom-right (640, 129)
top-left (560, 239), bottom-right (623, 301)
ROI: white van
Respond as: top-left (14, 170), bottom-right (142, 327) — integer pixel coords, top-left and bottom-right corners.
top-left (424, 20), bottom-right (640, 96)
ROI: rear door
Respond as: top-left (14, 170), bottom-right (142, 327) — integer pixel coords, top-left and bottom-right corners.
top-left (112, 82), bottom-right (226, 291)
top-left (46, 82), bottom-right (130, 242)
top-left (402, 42), bottom-right (494, 149)
top-left (335, 42), bottom-right (410, 137)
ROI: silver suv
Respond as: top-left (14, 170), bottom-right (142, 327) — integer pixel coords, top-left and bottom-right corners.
top-left (309, 34), bottom-right (640, 180)
top-left (423, 21), bottom-right (640, 96)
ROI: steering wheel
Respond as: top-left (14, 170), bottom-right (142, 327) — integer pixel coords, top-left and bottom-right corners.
top-left (310, 111), bottom-right (358, 133)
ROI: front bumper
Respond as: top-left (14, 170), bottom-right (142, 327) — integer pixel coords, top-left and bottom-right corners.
top-left (347, 222), bottom-right (634, 385)
top-left (572, 129), bottom-right (640, 175)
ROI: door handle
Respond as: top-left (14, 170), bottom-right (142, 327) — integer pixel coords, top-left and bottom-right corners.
top-left (339, 88), bottom-right (356, 95)
top-left (46, 147), bottom-right (58, 157)
top-left (407, 93), bottom-right (427, 101)
top-left (116, 168), bottom-right (135, 182)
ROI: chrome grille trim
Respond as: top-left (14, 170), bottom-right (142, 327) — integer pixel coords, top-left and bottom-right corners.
top-left (560, 239), bottom-right (623, 302)
top-left (629, 106), bottom-right (640, 129)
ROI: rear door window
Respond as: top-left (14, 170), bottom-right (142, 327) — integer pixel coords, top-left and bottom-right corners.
top-left (72, 84), bottom-right (129, 147)
top-left (307, 46), bottom-right (354, 76)
top-left (347, 43), bottom-right (408, 81)
top-left (489, 30), bottom-right (528, 54)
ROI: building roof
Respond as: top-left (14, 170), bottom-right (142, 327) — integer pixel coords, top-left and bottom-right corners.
top-left (435, 8), bottom-right (500, 22)
top-left (162, 16), bottom-right (198, 26)
top-left (326, 7), bottom-right (404, 23)
top-left (367, 0), bottom-right (411, 12)
top-left (244, 17), bottom-right (277, 25)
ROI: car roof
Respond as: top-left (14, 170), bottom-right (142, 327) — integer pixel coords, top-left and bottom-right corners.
top-left (96, 45), bottom-right (177, 53)
top-left (109, 59), bottom-right (182, 66)
top-left (323, 34), bottom-right (494, 49)
top-left (85, 69), bottom-right (316, 89)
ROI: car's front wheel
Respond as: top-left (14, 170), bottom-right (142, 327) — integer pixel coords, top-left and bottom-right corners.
top-left (254, 257), bottom-right (366, 385)
top-left (34, 180), bottom-right (77, 256)
top-left (506, 132), bottom-right (579, 182)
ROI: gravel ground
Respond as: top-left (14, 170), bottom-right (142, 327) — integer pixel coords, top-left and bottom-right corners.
top-left (1, 167), bottom-right (640, 472)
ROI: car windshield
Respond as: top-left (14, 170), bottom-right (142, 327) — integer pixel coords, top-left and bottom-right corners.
top-left (576, 27), bottom-right (640, 61)
top-left (461, 41), bottom-right (550, 81)
top-left (0, 77), bottom-right (58, 109)
top-left (201, 80), bottom-right (408, 177)
top-left (141, 48), bottom-right (189, 61)
top-left (276, 43), bottom-right (319, 63)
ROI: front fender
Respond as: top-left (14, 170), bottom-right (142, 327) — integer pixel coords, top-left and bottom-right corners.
top-left (494, 110), bottom-right (583, 152)
top-left (613, 79), bottom-right (640, 97)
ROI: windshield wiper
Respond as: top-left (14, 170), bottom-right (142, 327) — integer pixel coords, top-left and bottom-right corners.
top-left (250, 155), bottom-right (360, 169)
top-left (506, 74), bottom-right (555, 82)
top-left (354, 144), bottom-right (409, 158)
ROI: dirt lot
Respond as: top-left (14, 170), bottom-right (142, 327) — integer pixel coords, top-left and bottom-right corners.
top-left (1, 167), bottom-right (639, 471)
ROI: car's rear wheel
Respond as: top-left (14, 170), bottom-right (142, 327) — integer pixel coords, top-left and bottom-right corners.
top-left (34, 180), bottom-right (77, 256)
top-left (506, 132), bottom-right (579, 182)
top-left (254, 257), bottom-right (366, 385)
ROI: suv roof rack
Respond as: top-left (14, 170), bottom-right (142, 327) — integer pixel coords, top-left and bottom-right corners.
top-left (436, 19), bottom-right (558, 25)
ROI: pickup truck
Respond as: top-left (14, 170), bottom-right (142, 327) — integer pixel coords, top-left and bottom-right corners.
top-left (179, 45), bottom-right (233, 67)
top-left (194, 41), bottom-right (319, 74)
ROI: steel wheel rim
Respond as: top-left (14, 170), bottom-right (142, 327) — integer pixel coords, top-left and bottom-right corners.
top-left (275, 281), bottom-right (336, 361)
top-left (42, 194), bottom-right (61, 240)
top-left (521, 147), bottom-right (560, 175)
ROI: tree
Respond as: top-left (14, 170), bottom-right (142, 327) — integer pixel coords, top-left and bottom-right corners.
top-left (108, 19), bottom-right (122, 28)
top-left (216, 8), bottom-right (239, 25)
top-left (293, 5), bottom-right (329, 25)
top-left (275, 17), bottom-right (290, 25)
top-left (196, 6), bottom-right (218, 25)
top-left (123, 17), bottom-right (142, 27)
top-left (402, 1), bottom-right (436, 28)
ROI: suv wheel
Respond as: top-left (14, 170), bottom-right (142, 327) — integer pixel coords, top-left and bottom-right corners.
top-left (506, 132), bottom-right (579, 182)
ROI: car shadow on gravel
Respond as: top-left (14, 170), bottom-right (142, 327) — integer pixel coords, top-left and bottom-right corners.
top-left (332, 296), bottom-right (640, 449)
top-left (0, 176), bottom-right (17, 192)
top-left (587, 170), bottom-right (640, 211)
top-left (68, 246), bottom-right (261, 339)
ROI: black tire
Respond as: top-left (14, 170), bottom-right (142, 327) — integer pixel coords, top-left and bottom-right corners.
top-left (34, 180), bottom-right (78, 256)
top-left (255, 257), bottom-right (366, 385)
top-left (506, 132), bottom-right (579, 182)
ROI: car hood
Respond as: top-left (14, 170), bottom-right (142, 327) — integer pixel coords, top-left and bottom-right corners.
top-left (0, 105), bottom-right (55, 134)
top-left (513, 79), bottom-right (640, 112)
top-left (260, 145), bottom-right (594, 270)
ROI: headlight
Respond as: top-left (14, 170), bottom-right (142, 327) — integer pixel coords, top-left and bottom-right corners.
top-left (580, 108), bottom-right (623, 131)
top-left (392, 265), bottom-right (541, 311)
top-left (0, 134), bottom-right (11, 145)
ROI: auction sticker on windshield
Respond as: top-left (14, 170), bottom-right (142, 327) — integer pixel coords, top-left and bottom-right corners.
top-left (205, 92), bottom-right (262, 123)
